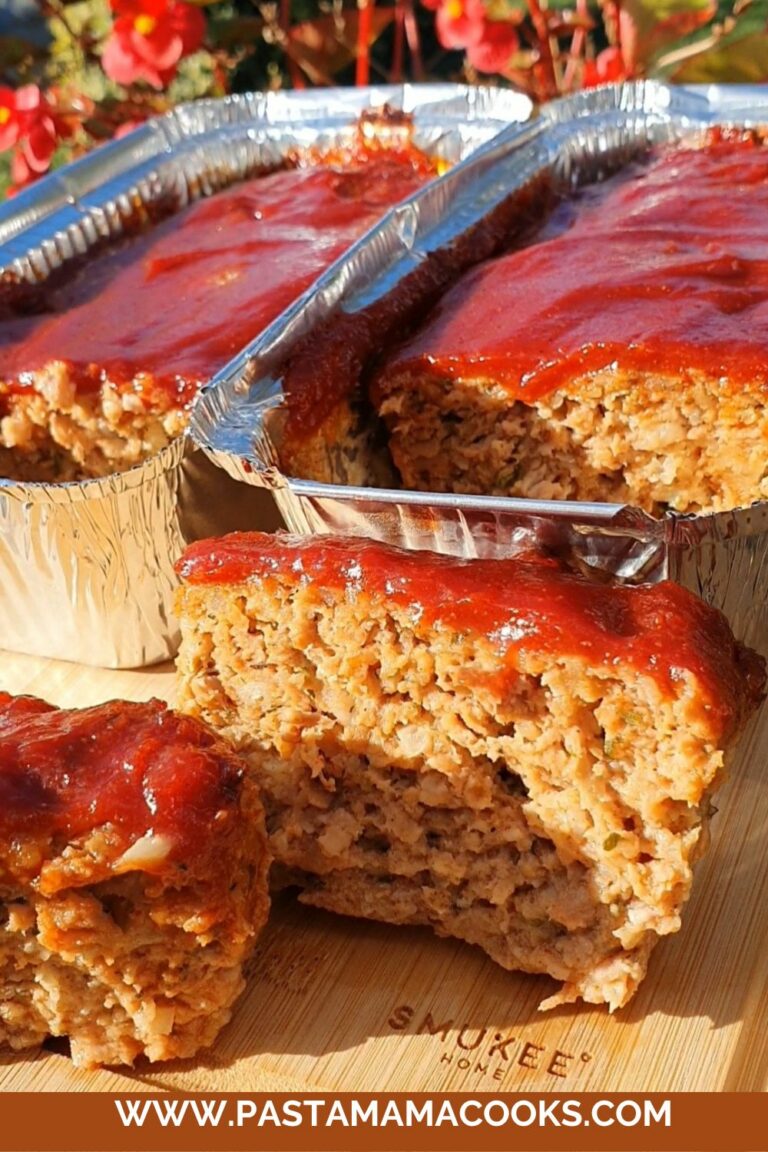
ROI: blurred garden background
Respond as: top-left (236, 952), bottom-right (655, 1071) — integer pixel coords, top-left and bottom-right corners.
top-left (0, 0), bottom-right (767, 196)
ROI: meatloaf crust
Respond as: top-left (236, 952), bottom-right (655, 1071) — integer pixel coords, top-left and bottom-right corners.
top-left (174, 532), bottom-right (764, 1010)
top-left (0, 693), bottom-right (270, 1067)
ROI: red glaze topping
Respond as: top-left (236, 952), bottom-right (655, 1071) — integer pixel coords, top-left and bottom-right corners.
top-left (0, 693), bottom-right (244, 888)
top-left (177, 532), bottom-right (765, 739)
top-left (282, 254), bottom-right (455, 443)
top-left (383, 136), bottom-right (768, 399)
top-left (0, 150), bottom-right (432, 409)
top-left (282, 174), bottom-right (552, 442)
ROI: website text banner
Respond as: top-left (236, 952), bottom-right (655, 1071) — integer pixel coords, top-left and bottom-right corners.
top-left (0, 1092), bottom-right (766, 1152)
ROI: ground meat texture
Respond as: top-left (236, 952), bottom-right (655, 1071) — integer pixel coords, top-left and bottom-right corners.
top-left (0, 376), bottom-right (186, 483)
top-left (0, 693), bottom-right (270, 1067)
top-left (372, 135), bottom-right (768, 516)
top-left (174, 532), bottom-right (764, 1011)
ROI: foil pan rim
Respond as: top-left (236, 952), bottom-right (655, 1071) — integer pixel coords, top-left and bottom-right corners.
top-left (0, 437), bottom-right (186, 504)
top-left (210, 455), bottom-right (768, 546)
top-left (0, 83), bottom-right (534, 245)
top-left (289, 477), bottom-right (632, 522)
top-left (281, 476), bottom-right (768, 543)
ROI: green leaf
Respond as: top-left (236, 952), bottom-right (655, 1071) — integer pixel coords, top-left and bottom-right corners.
top-left (48, 141), bottom-right (78, 173)
top-left (54, 0), bottom-right (111, 39)
top-left (649, 0), bottom-right (768, 72)
top-left (669, 28), bottom-right (768, 80)
top-left (621, 0), bottom-right (716, 69)
top-left (166, 50), bottom-right (220, 103)
top-left (0, 149), bottom-right (11, 203)
top-left (485, 0), bottom-right (523, 20)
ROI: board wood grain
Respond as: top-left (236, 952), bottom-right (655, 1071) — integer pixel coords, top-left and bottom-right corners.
top-left (1, 647), bottom-right (766, 1094)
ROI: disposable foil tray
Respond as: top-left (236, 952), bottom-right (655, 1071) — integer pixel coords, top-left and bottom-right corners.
top-left (190, 80), bottom-right (768, 659)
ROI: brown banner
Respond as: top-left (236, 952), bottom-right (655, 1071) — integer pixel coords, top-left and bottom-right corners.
top-left (0, 1092), bottom-right (765, 1152)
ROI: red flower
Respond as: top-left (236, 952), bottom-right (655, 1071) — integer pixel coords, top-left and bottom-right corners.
top-left (583, 46), bottom-right (626, 88)
top-left (429, 0), bottom-right (518, 75)
top-left (0, 86), bottom-right (73, 194)
top-left (434, 0), bottom-right (486, 50)
top-left (0, 88), bottom-right (21, 152)
top-left (466, 18), bottom-right (519, 74)
top-left (102, 0), bottom-right (205, 90)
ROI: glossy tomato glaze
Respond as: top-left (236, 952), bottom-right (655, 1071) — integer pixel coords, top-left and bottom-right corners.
top-left (0, 693), bottom-right (244, 881)
top-left (382, 134), bottom-right (768, 399)
top-left (0, 147), bottom-right (433, 410)
top-left (178, 532), bottom-right (765, 739)
top-left (281, 174), bottom-right (552, 442)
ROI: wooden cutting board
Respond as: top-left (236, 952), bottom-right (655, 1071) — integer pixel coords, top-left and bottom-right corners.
top-left (1, 647), bottom-right (766, 1095)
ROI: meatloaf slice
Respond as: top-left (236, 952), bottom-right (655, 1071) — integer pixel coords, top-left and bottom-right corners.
top-left (372, 135), bottom-right (768, 515)
top-left (0, 693), bottom-right (270, 1067)
top-left (174, 532), bottom-right (764, 1010)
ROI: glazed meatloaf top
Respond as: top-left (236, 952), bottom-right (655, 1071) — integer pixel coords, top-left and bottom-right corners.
top-left (0, 144), bottom-right (434, 417)
top-left (373, 133), bottom-right (768, 404)
top-left (177, 532), bottom-right (766, 745)
top-left (0, 693), bottom-right (251, 895)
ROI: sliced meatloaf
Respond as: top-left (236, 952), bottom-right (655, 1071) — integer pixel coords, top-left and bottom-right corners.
top-left (372, 134), bottom-right (768, 515)
top-left (0, 141), bottom-right (434, 483)
top-left (174, 532), bottom-right (764, 1010)
top-left (0, 693), bottom-right (270, 1067)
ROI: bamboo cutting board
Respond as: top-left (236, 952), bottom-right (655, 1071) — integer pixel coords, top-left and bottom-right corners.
top-left (0, 647), bottom-right (766, 1095)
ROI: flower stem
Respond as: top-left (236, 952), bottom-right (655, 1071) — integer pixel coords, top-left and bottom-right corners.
top-left (356, 0), bottom-right (374, 86)
top-left (403, 0), bottom-right (424, 80)
top-left (563, 0), bottom-right (588, 92)
top-left (526, 0), bottom-right (558, 99)
top-left (392, 0), bottom-right (405, 82)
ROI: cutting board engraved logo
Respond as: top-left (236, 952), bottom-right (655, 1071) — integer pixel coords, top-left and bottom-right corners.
top-left (387, 1004), bottom-right (593, 1082)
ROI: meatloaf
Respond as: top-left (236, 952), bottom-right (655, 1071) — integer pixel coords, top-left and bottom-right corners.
top-left (0, 139), bottom-right (434, 483)
top-left (174, 532), bottom-right (764, 1010)
top-left (372, 134), bottom-right (768, 515)
top-left (275, 175), bottom-right (553, 487)
top-left (0, 692), bottom-right (269, 1067)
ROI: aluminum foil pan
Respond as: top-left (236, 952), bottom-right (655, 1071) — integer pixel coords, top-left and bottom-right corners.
top-left (191, 80), bottom-right (768, 659)
top-left (0, 84), bottom-right (533, 668)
